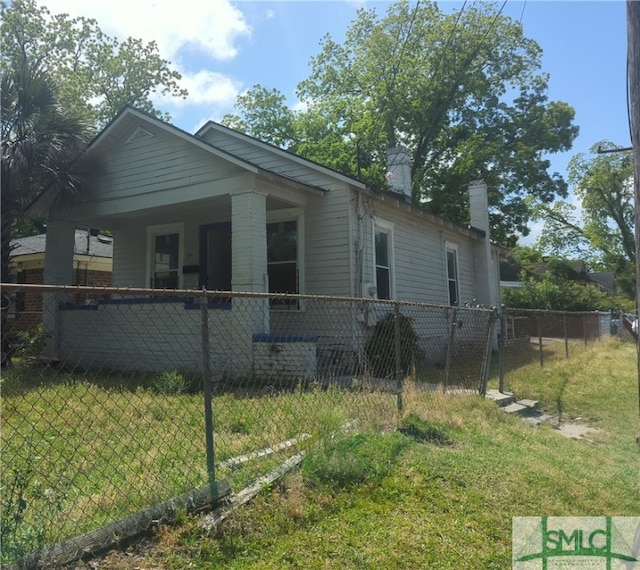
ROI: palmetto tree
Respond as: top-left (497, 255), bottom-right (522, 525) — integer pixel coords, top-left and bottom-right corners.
top-left (1, 57), bottom-right (93, 366)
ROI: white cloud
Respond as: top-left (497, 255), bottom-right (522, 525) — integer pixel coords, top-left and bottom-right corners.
top-left (39, 0), bottom-right (250, 125)
top-left (41, 0), bottom-right (251, 61)
top-left (266, 9), bottom-right (276, 19)
top-left (160, 70), bottom-right (241, 108)
top-left (290, 99), bottom-right (308, 113)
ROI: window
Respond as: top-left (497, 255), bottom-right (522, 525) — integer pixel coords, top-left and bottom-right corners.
top-left (147, 223), bottom-right (183, 289)
top-left (446, 244), bottom-right (459, 306)
top-left (267, 220), bottom-right (298, 307)
top-left (374, 221), bottom-right (394, 300)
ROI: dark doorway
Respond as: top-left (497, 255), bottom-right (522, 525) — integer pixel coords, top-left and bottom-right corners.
top-left (199, 222), bottom-right (231, 291)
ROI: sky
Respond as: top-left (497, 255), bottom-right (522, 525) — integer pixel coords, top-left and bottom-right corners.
top-left (38, 0), bottom-right (631, 244)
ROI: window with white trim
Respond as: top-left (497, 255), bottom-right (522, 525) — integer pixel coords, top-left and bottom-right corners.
top-left (147, 223), bottom-right (183, 289)
top-left (445, 243), bottom-right (459, 306)
top-left (267, 210), bottom-right (304, 308)
top-left (374, 221), bottom-right (394, 300)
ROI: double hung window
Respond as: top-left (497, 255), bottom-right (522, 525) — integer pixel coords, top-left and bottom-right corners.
top-left (374, 221), bottom-right (394, 300)
top-left (267, 219), bottom-right (298, 307)
top-left (446, 244), bottom-right (459, 306)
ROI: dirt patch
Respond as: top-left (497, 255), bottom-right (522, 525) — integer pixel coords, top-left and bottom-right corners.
top-left (554, 422), bottom-right (600, 439)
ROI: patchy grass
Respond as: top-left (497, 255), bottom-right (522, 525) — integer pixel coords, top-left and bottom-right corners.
top-left (95, 338), bottom-right (638, 570)
top-left (1, 368), bottom-right (398, 563)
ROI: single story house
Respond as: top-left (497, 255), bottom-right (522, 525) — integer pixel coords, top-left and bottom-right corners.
top-left (33, 106), bottom-right (503, 380)
top-left (6, 230), bottom-right (112, 331)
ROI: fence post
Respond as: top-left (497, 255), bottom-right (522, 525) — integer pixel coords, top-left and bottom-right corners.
top-left (498, 305), bottom-right (506, 394)
top-left (479, 309), bottom-right (497, 396)
top-left (394, 302), bottom-right (403, 414)
top-left (583, 313), bottom-right (588, 347)
top-left (538, 314), bottom-right (544, 368)
top-left (563, 313), bottom-right (569, 359)
top-left (443, 307), bottom-right (458, 393)
top-left (200, 290), bottom-right (216, 490)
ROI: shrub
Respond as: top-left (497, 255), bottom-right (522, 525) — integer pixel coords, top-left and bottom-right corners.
top-left (366, 314), bottom-right (425, 378)
top-left (13, 324), bottom-right (48, 359)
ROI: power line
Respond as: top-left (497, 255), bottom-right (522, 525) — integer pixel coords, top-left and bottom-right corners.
top-left (519, 0), bottom-right (527, 24)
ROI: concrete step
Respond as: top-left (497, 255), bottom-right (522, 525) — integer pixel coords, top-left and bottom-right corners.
top-left (517, 399), bottom-right (539, 410)
top-left (485, 389), bottom-right (515, 407)
top-left (503, 402), bottom-right (529, 414)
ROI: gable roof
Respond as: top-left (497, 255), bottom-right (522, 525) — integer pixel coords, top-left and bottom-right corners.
top-left (32, 105), bottom-right (500, 248)
top-left (196, 120), bottom-right (367, 190)
top-left (85, 106), bottom-right (334, 196)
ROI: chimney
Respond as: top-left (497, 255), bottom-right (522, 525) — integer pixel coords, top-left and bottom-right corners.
top-left (468, 179), bottom-right (490, 235)
top-left (468, 180), bottom-right (499, 309)
top-left (386, 146), bottom-right (412, 204)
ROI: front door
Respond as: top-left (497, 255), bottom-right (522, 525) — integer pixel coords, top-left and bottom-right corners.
top-left (199, 223), bottom-right (231, 291)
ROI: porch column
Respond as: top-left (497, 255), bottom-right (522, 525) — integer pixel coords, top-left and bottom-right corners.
top-left (42, 220), bottom-right (76, 358)
top-left (231, 191), bottom-right (269, 334)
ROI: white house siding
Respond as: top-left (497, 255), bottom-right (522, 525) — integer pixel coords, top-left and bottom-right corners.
top-left (304, 187), bottom-right (352, 296)
top-left (111, 225), bottom-right (147, 287)
top-left (356, 196), bottom-right (490, 366)
top-left (361, 197), bottom-right (479, 305)
top-left (97, 124), bottom-right (245, 203)
top-left (266, 182), bottom-right (358, 375)
top-left (51, 130), bottom-right (248, 227)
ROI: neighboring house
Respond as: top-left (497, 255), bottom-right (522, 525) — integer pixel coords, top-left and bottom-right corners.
top-left (7, 230), bottom-right (113, 331)
top-left (499, 259), bottom-right (616, 294)
top-left (32, 106), bottom-right (503, 378)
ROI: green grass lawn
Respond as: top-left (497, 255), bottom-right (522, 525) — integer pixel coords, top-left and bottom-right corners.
top-left (1, 366), bottom-right (398, 564)
top-left (94, 338), bottom-right (640, 569)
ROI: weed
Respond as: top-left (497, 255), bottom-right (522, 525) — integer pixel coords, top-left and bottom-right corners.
top-left (1, 456), bottom-right (68, 565)
top-left (13, 324), bottom-right (49, 359)
top-left (301, 432), bottom-right (410, 487)
top-left (398, 413), bottom-right (454, 446)
top-left (152, 370), bottom-right (200, 395)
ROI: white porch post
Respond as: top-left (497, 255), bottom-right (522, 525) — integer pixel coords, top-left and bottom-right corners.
top-left (231, 191), bottom-right (269, 334)
top-left (42, 220), bottom-right (76, 358)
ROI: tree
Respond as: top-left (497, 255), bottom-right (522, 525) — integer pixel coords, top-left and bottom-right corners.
top-left (1, 56), bottom-right (93, 366)
top-left (223, 1), bottom-right (578, 245)
top-left (1, 0), bottom-right (187, 127)
top-left (534, 141), bottom-right (635, 298)
top-left (502, 249), bottom-right (633, 312)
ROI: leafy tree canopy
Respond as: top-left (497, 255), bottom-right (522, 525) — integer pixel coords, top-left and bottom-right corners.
top-left (1, 0), bottom-right (187, 127)
top-left (222, 0), bottom-right (578, 245)
top-left (533, 141), bottom-right (635, 297)
top-left (502, 273), bottom-right (630, 312)
top-left (502, 246), bottom-right (634, 312)
top-left (1, 55), bottom-right (93, 280)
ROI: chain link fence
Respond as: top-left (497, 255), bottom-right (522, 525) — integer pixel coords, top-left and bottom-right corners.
top-left (1, 283), bottom-right (497, 567)
top-left (496, 307), bottom-right (615, 393)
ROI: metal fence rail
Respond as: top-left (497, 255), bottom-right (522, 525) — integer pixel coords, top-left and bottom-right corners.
top-left (0, 284), bottom-right (613, 566)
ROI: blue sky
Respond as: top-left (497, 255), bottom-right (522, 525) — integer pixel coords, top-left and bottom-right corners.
top-left (42, 0), bottom-right (630, 242)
